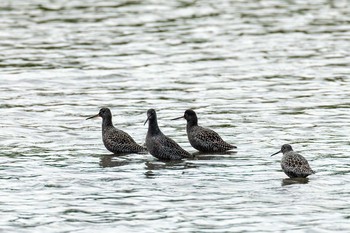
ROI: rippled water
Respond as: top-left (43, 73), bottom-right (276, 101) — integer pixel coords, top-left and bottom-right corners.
top-left (1, 0), bottom-right (350, 232)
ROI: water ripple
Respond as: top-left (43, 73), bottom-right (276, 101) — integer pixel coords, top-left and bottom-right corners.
top-left (0, 0), bottom-right (350, 232)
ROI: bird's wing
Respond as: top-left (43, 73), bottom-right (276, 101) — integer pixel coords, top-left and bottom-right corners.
top-left (191, 127), bottom-right (233, 150)
top-left (159, 135), bottom-right (190, 158)
top-left (283, 153), bottom-right (312, 174)
top-left (106, 128), bottom-right (137, 144)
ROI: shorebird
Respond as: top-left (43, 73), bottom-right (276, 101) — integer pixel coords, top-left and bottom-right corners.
top-left (144, 109), bottom-right (191, 160)
top-left (271, 144), bottom-right (315, 178)
top-left (86, 108), bottom-right (146, 154)
top-left (172, 109), bottom-right (236, 152)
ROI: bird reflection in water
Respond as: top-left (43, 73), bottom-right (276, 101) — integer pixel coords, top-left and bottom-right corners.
top-left (282, 177), bottom-right (310, 186)
top-left (143, 160), bottom-right (199, 178)
top-left (144, 160), bottom-right (187, 170)
top-left (99, 154), bottom-right (130, 168)
top-left (191, 150), bottom-right (237, 160)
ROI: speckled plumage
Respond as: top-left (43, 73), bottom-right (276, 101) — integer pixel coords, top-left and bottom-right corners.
top-left (172, 109), bottom-right (236, 152)
top-left (144, 109), bottom-right (191, 160)
top-left (271, 144), bottom-right (315, 178)
top-left (86, 108), bottom-right (146, 154)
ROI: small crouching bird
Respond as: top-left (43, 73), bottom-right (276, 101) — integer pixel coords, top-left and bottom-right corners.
top-left (86, 108), bottom-right (146, 154)
top-left (144, 109), bottom-right (192, 160)
top-left (172, 109), bottom-right (236, 152)
top-left (271, 144), bottom-right (315, 178)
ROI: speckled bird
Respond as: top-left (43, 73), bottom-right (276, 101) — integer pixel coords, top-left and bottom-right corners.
top-left (86, 108), bottom-right (146, 154)
top-left (144, 109), bottom-right (191, 160)
top-left (271, 144), bottom-right (315, 178)
top-left (172, 109), bottom-right (236, 152)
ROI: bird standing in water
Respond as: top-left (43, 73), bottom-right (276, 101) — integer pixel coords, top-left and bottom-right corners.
top-left (86, 108), bottom-right (146, 154)
top-left (271, 144), bottom-right (315, 178)
top-left (172, 109), bottom-right (236, 152)
top-left (144, 109), bottom-right (191, 160)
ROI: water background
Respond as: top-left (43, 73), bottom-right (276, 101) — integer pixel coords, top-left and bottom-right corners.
top-left (1, 0), bottom-right (350, 232)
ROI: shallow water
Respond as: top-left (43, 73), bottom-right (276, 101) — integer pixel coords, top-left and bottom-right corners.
top-left (1, 0), bottom-right (350, 232)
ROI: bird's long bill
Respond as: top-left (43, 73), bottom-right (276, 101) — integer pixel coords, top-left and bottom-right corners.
top-left (171, 116), bottom-right (184, 120)
top-left (86, 114), bottom-right (99, 120)
top-left (144, 116), bottom-right (151, 125)
top-left (270, 150), bottom-right (281, 157)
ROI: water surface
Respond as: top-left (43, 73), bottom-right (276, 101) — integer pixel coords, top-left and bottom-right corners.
top-left (1, 0), bottom-right (350, 232)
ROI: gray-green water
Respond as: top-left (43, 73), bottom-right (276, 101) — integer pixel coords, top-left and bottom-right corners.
top-left (1, 0), bottom-right (350, 232)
